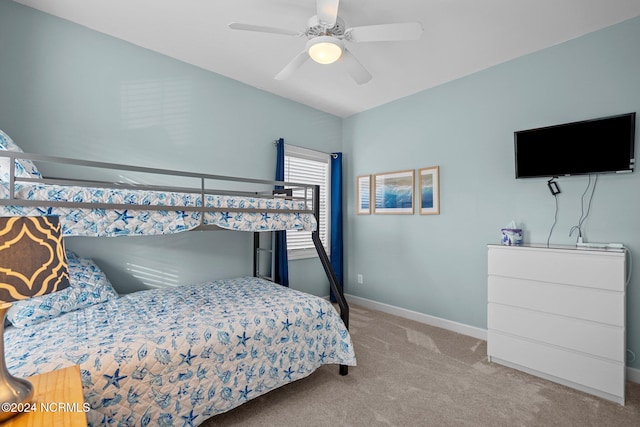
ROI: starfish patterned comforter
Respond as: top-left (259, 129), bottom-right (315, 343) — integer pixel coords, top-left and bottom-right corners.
top-left (1, 130), bottom-right (315, 235)
top-left (5, 276), bottom-right (356, 426)
top-left (0, 181), bottom-right (316, 236)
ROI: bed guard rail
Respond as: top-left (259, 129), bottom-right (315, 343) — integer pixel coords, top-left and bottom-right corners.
top-left (0, 151), bottom-right (317, 215)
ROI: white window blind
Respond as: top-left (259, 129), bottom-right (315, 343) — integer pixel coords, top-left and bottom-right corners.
top-left (284, 145), bottom-right (330, 259)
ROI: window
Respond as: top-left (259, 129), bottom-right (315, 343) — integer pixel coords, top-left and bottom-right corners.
top-left (283, 145), bottom-right (331, 259)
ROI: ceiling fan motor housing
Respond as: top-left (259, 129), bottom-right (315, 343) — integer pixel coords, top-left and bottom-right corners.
top-left (307, 15), bottom-right (346, 38)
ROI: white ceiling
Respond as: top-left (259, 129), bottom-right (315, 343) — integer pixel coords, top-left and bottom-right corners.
top-left (13, 0), bottom-right (640, 118)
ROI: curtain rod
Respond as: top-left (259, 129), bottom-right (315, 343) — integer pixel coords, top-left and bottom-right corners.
top-left (272, 139), bottom-right (339, 158)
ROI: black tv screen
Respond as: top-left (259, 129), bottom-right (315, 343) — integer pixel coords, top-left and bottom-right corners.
top-left (514, 112), bottom-right (636, 178)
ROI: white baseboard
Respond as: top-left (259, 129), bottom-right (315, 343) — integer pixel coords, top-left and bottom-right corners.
top-left (344, 293), bottom-right (487, 340)
top-left (628, 366), bottom-right (640, 384)
top-left (344, 293), bottom-right (640, 384)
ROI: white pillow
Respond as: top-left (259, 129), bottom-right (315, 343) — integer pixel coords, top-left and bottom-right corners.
top-left (0, 129), bottom-right (42, 181)
top-left (7, 253), bottom-right (119, 328)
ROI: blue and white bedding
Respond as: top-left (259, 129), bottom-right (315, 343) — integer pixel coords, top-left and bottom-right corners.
top-left (0, 129), bottom-right (316, 236)
top-left (5, 276), bottom-right (356, 426)
top-left (0, 181), bottom-right (316, 236)
top-left (0, 182), bottom-right (317, 237)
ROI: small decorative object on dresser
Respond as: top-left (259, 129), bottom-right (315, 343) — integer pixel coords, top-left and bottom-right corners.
top-left (500, 221), bottom-right (522, 246)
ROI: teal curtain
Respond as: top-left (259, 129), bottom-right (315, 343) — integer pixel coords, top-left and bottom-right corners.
top-left (330, 153), bottom-right (343, 301)
top-left (274, 138), bottom-right (289, 287)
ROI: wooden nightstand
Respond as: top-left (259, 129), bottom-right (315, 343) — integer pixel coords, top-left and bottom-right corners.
top-left (1, 365), bottom-right (87, 427)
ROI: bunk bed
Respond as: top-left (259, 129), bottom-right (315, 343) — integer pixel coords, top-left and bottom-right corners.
top-left (0, 140), bottom-right (354, 426)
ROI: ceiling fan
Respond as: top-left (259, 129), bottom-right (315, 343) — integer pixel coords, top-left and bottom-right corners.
top-left (228, 0), bottom-right (423, 85)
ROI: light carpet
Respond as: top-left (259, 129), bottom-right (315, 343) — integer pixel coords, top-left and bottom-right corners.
top-left (203, 304), bottom-right (639, 426)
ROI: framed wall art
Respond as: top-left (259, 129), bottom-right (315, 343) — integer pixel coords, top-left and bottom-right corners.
top-left (356, 175), bottom-right (371, 215)
top-left (373, 169), bottom-right (414, 214)
top-left (418, 166), bottom-right (440, 215)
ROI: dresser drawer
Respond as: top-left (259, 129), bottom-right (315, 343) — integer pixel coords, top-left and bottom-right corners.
top-left (488, 275), bottom-right (625, 326)
top-left (488, 331), bottom-right (625, 400)
top-left (488, 246), bottom-right (625, 291)
top-left (488, 303), bottom-right (625, 362)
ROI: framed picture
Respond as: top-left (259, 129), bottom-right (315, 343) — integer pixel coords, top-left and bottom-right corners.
top-left (356, 175), bottom-right (371, 215)
top-left (373, 169), bottom-right (415, 214)
top-left (418, 166), bottom-right (440, 215)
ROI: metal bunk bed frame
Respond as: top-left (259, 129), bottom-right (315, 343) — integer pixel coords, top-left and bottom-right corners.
top-left (0, 151), bottom-right (350, 375)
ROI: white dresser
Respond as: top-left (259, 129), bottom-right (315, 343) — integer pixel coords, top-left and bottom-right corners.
top-left (487, 244), bottom-right (626, 404)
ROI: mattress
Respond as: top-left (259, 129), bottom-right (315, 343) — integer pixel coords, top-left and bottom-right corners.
top-left (0, 181), bottom-right (316, 236)
top-left (5, 276), bottom-right (356, 426)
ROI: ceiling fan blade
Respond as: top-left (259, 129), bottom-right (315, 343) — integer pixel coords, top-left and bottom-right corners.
top-left (346, 22), bottom-right (423, 42)
top-left (228, 22), bottom-right (300, 37)
top-left (340, 48), bottom-right (372, 85)
top-left (317, 0), bottom-right (340, 27)
top-left (275, 50), bottom-right (309, 80)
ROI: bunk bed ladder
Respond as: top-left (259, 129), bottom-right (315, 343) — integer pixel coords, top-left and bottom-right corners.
top-left (252, 188), bottom-right (291, 282)
top-left (253, 232), bottom-right (274, 281)
top-left (311, 185), bottom-right (349, 376)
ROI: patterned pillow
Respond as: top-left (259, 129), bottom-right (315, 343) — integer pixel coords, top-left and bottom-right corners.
top-left (0, 216), bottom-right (70, 301)
top-left (7, 255), bottom-right (119, 328)
top-left (0, 129), bottom-right (43, 181)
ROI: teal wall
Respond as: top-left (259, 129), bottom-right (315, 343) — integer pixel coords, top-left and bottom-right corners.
top-left (344, 17), bottom-right (640, 368)
top-left (0, 1), bottom-right (342, 295)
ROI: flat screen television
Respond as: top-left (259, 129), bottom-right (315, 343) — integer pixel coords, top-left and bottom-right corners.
top-left (514, 112), bottom-right (636, 178)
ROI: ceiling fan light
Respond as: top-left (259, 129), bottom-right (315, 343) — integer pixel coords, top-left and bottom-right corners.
top-left (307, 36), bottom-right (343, 64)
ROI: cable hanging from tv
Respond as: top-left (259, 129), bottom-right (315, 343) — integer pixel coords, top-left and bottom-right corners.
top-left (569, 174), bottom-right (599, 244)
